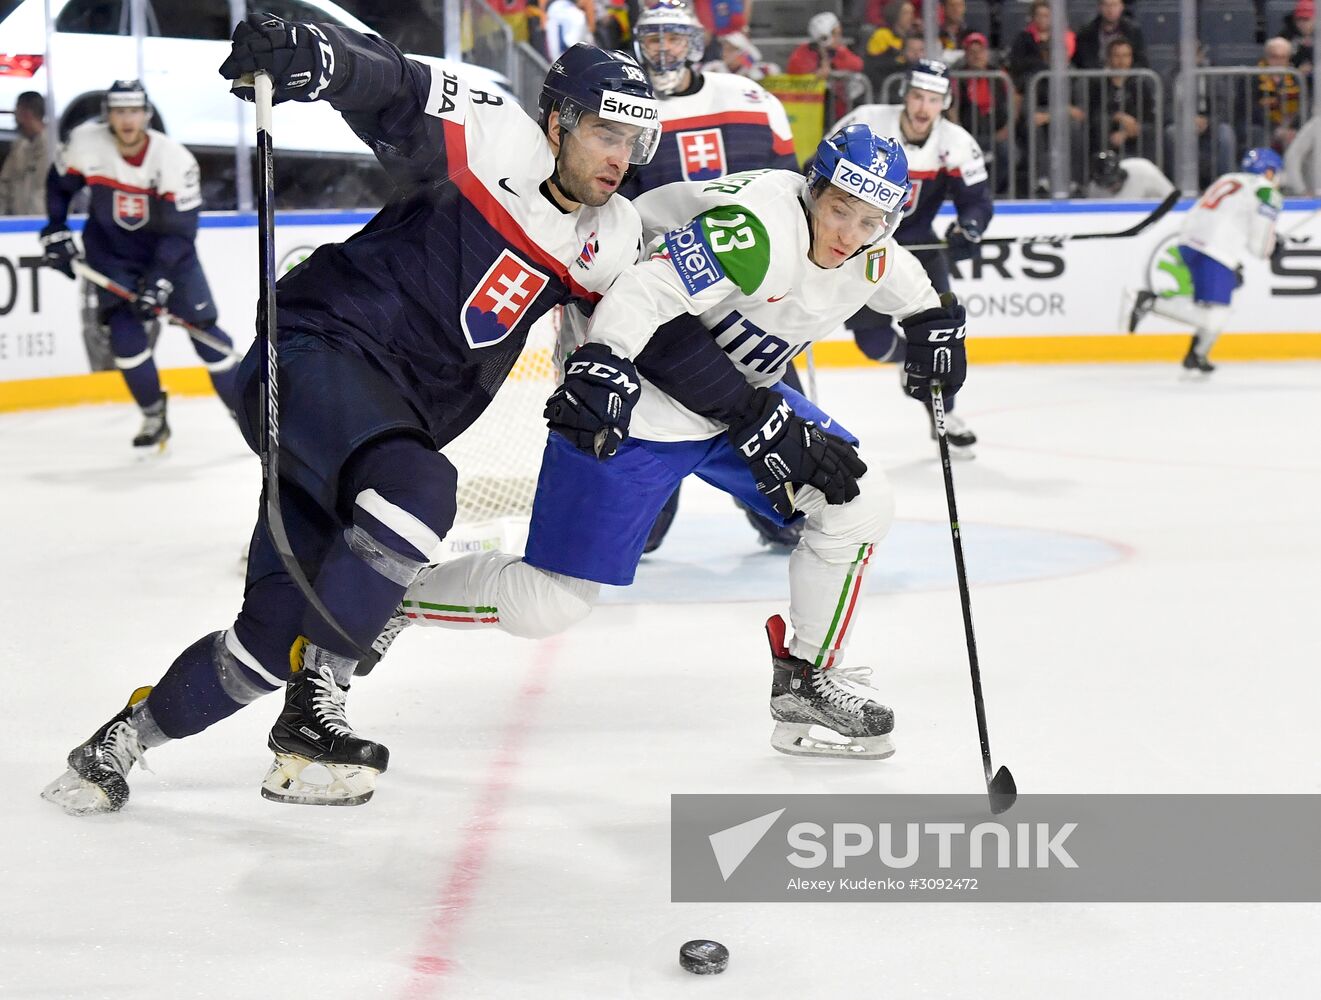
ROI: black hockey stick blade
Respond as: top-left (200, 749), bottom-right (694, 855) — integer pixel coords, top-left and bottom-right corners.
top-left (1073, 189), bottom-right (1179, 241)
top-left (988, 765), bottom-right (1017, 815)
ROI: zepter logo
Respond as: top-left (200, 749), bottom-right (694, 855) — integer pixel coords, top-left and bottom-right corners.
top-left (830, 160), bottom-right (907, 212)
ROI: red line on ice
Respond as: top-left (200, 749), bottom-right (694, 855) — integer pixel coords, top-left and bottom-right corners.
top-left (398, 639), bottom-right (558, 999)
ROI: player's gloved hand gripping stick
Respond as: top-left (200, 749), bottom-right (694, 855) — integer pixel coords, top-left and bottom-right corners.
top-left (69, 258), bottom-right (240, 360)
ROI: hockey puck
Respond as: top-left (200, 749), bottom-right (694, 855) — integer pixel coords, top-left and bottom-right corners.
top-left (679, 939), bottom-right (728, 975)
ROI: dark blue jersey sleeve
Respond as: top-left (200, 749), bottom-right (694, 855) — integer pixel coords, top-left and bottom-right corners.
top-left (46, 164), bottom-right (85, 227)
top-left (635, 312), bottom-right (757, 422)
top-left (147, 200), bottom-right (199, 278)
top-left (315, 24), bottom-right (450, 189)
top-left (950, 172), bottom-right (994, 232)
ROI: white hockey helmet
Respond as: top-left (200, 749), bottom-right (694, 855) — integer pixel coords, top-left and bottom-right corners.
top-left (634, 0), bottom-right (706, 96)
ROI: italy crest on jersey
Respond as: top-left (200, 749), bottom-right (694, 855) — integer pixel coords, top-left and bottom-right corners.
top-left (113, 190), bottom-right (149, 231)
top-left (461, 249), bottom-right (549, 349)
top-left (677, 129), bottom-right (727, 181)
top-left (865, 247), bottom-right (887, 283)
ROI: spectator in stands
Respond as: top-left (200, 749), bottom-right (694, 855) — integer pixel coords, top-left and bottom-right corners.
top-left (1163, 41), bottom-right (1238, 190)
top-left (939, 0), bottom-right (970, 54)
top-left (1008, 1), bottom-right (1085, 191)
top-left (789, 11), bottom-right (865, 119)
top-left (1256, 36), bottom-right (1303, 150)
top-left (1087, 37), bottom-right (1154, 159)
top-left (865, 1), bottom-right (915, 73)
top-left (1282, 0), bottom-right (1315, 73)
top-left (703, 30), bottom-right (779, 79)
top-left (1087, 149), bottom-right (1173, 199)
top-left (543, 0), bottom-right (592, 60)
top-left (1283, 115), bottom-right (1321, 193)
top-left (0, 91), bottom-right (48, 216)
top-left (1073, 0), bottom-right (1148, 70)
top-left (950, 33), bottom-right (1015, 193)
top-left (1008, 1), bottom-right (1076, 93)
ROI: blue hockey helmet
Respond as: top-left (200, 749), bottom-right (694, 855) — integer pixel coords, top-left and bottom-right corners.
top-left (1241, 146), bottom-right (1283, 178)
top-left (805, 124), bottom-right (911, 246)
top-left (905, 58), bottom-right (953, 109)
top-left (102, 78), bottom-right (151, 118)
top-left (538, 44), bottom-right (662, 166)
top-left (633, 0), bottom-right (705, 96)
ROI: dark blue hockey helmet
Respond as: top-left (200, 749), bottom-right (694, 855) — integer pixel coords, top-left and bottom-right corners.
top-left (538, 43), bottom-right (662, 166)
top-left (806, 124), bottom-right (911, 244)
top-left (905, 58), bottom-right (953, 109)
top-left (1241, 146), bottom-right (1283, 178)
top-left (102, 78), bottom-right (151, 117)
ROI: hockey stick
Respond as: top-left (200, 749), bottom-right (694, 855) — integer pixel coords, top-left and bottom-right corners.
top-left (252, 72), bottom-right (367, 660)
top-left (902, 190), bottom-right (1180, 253)
top-left (70, 258), bottom-right (241, 360)
top-left (1280, 206), bottom-right (1321, 245)
top-left (930, 383), bottom-right (1017, 815)
top-left (804, 345), bottom-right (819, 402)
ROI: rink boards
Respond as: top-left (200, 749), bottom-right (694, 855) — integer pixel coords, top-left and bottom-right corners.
top-left (2, 199), bottom-right (1320, 411)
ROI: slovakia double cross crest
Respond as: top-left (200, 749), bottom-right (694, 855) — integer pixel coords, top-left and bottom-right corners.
top-left (462, 248), bottom-right (549, 348)
top-left (677, 128), bottom-right (727, 182)
top-left (113, 190), bottom-right (149, 231)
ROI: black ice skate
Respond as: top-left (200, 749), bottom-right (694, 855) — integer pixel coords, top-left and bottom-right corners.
top-left (262, 645), bottom-right (389, 806)
top-left (42, 686), bottom-right (153, 815)
top-left (132, 393), bottom-right (170, 450)
top-left (765, 615), bottom-right (895, 759)
top-left (1181, 336), bottom-right (1215, 373)
top-left (354, 605), bottom-right (413, 676)
top-left (1125, 289), bottom-right (1155, 333)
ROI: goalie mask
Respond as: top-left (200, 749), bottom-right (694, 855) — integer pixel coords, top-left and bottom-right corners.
top-left (805, 124), bottom-right (911, 253)
top-left (633, 0), bottom-right (706, 97)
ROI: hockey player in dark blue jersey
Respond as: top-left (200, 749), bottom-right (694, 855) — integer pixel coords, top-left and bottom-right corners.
top-left (40, 80), bottom-right (241, 449)
top-left (618, 0), bottom-right (805, 550)
top-left (41, 18), bottom-right (661, 814)
top-left (834, 60), bottom-right (994, 454)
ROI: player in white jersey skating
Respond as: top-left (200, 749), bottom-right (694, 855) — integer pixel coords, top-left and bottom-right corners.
top-left (374, 127), bottom-right (969, 760)
top-left (833, 60), bottom-right (992, 456)
top-left (1125, 148), bottom-right (1283, 373)
top-left (40, 80), bottom-right (241, 449)
top-left (623, 0), bottom-right (804, 551)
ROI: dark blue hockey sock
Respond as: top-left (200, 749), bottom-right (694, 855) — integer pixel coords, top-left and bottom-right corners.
top-left (108, 311), bottom-right (163, 409)
top-left (193, 325), bottom-right (241, 412)
top-left (302, 535), bottom-right (411, 658)
top-left (145, 632), bottom-right (270, 740)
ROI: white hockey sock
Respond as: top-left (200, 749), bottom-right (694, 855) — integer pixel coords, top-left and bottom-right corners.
top-left (1149, 298), bottom-right (1230, 352)
top-left (785, 466), bottom-right (895, 667)
top-left (402, 550), bottom-right (599, 639)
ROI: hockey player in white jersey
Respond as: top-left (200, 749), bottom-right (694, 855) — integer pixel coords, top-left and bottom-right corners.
top-left (833, 60), bottom-right (992, 455)
top-left (621, 0), bottom-right (804, 552)
top-left (379, 127), bottom-right (969, 760)
top-left (40, 80), bottom-right (241, 448)
top-left (1125, 148), bottom-right (1283, 373)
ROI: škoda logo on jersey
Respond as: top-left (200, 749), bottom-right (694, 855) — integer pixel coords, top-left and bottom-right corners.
top-left (678, 129), bottom-right (727, 182)
top-left (461, 249), bottom-right (550, 349)
top-left (113, 190), bottom-right (149, 231)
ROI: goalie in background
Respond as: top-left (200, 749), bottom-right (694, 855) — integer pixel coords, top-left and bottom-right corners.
top-left (1124, 148), bottom-right (1283, 374)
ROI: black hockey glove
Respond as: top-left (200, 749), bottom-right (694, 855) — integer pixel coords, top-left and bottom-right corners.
top-left (219, 13), bottom-right (342, 104)
top-left (727, 387), bottom-right (867, 518)
top-left (944, 218), bottom-right (983, 262)
top-left (900, 292), bottom-right (967, 402)
top-left (39, 224), bottom-right (77, 279)
top-left (133, 276), bottom-right (173, 321)
top-left (545, 343), bottom-right (641, 459)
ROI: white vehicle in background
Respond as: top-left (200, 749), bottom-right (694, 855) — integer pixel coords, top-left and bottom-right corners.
top-left (0, 0), bottom-right (514, 153)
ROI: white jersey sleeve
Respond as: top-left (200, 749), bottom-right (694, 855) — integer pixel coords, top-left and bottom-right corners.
top-left (1181, 171), bottom-right (1281, 269)
top-left (152, 132), bottom-right (203, 212)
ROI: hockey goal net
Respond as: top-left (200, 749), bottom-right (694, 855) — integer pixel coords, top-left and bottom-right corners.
top-left (442, 311), bottom-right (561, 539)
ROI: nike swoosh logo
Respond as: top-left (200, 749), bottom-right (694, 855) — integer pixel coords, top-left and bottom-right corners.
top-left (767, 292), bottom-right (787, 302)
top-left (498, 177), bottom-right (519, 197)
top-left (195, 301), bottom-right (208, 310)
top-left (820, 418), bottom-right (833, 429)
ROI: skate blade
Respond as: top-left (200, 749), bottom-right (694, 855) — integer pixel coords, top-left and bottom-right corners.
top-left (771, 723), bottom-right (896, 760)
top-left (260, 753), bottom-right (378, 806)
top-left (40, 768), bottom-right (119, 816)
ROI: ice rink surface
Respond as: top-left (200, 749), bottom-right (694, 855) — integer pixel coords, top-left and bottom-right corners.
top-left (3, 362), bottom-right (1319, 999)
